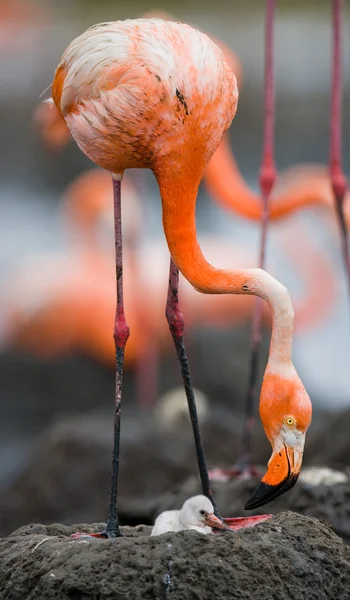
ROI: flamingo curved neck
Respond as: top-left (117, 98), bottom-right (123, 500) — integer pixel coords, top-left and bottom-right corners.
top-left (158, 171), bottom-right (294, 368)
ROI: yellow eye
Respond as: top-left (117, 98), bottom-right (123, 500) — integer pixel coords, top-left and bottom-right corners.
top-left (285, 416), bottom-right (295, 427)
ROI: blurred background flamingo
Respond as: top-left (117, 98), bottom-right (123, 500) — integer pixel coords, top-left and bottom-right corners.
top-left (145, 9), bottom-right (350, 230)
top-left (2, 162), bottom-right (339, 406)
top-left (0, 0), bottom-right (48, 52)
top-left (205, 135), bottom-right (350, 229)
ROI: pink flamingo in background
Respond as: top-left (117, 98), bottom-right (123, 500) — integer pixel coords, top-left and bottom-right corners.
top-left (34, 98), bottom-right (71, 151)
top-left (2, 170), bottom-right (146, 369)
top-left (205, 135), bottom-right (350, 226)
top-left (0, 0), bottom-right (47, 51)
top-left (3, 166), bottom-right (338, 390)
top-left (143, 10), bottom-right (350, 227)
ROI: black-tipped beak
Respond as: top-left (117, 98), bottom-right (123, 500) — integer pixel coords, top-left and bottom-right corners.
top-left (244, 439), bottom-right (305, 511)
top-left (244, 472), bottom-right (299, 510)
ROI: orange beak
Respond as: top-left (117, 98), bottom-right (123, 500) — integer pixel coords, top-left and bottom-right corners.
top-left (204, 512), bottom-right (226, 530)
top-left (244, 442), bottom-right (303, 510)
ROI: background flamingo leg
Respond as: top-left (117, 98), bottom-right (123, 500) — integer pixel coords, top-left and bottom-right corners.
top-left (330, 0), bottom-right (350, 300)
top-left (210, 0), bottom-right (276, 482)
top-left (165, 258), bottom-right (220, 516)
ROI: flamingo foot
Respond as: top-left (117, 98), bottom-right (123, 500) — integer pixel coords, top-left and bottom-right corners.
top-left (209, 456), bottom-right (263, 482)
top-left (70, 529), bottom-right (123, 540)
top-left (222, 514), bottom-right (272, 532)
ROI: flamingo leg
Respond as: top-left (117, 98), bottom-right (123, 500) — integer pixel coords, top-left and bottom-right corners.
top-left (241, 0), bottom-right (276, 468)
top-left (71, 176), bottom-right (129, 540)
top-left (330, 0), bottom-right (350, 298)
top-left (102, 176), bottom-right (130, 537)
top-left (165, 258), bottom-right (219, 517)
top-left (240, 310), bottom-right (263, 465)
top-left (209, 318), bottom-right (263, 482)
top-left (165, 259), bottom-right (274, 530)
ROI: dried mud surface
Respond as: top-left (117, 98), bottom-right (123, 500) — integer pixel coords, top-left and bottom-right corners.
top-left (1, 513), bottom-right (350, 600)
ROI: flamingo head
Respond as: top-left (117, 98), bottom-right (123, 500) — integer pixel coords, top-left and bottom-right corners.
top-left (245, 369), bottom-right (312, 510)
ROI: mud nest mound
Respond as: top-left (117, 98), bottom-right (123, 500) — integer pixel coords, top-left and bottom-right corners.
top-left (1, 512), bottom-right (350, 600)
top-left (2, 410), bottom-right (350, 547)
top-left (156, 469), bottom-right (350, 545)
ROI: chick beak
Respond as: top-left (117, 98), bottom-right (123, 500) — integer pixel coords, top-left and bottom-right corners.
top-left (204, 512), bottom-right (226, 530)
top-left (244, 444), bottom-right (302, 510)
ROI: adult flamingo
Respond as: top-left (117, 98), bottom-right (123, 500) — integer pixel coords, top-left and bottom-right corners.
top-left (46, 19), bottom-right (311, 537)
top-left (32, 51), bottom-right (341, 415)
top-left (31, 15), bottom-right (339, 429)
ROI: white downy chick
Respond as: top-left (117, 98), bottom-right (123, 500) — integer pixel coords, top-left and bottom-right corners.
top-left (151, 495), bottom-right (225, 536)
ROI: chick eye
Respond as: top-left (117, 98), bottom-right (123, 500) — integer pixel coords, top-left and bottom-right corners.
top-left (285, 416), bottom-right (295, 427)
top-left (200, 510), bottom-right (206, 515)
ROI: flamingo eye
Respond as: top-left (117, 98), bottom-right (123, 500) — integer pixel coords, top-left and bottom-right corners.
top-left (285, 416), bottom-right (295, 427)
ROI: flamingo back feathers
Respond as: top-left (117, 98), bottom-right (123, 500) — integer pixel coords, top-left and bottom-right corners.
top-left (51, 19), bottom-right (238, 174)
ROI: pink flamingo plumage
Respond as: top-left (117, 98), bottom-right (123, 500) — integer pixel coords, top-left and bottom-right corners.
top-left (45, 19), bottom-right (312, 538)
